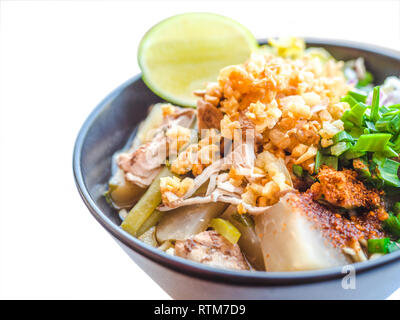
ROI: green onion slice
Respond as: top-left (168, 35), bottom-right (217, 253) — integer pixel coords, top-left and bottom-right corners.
top-left (370, 86), bottom-right (380, 123)
top-left (383, 215), bottom-right (400, 237)
top-left (368, 238), bottom-right (390, 254)
top-left (353, 133), bottom-right (392, 152)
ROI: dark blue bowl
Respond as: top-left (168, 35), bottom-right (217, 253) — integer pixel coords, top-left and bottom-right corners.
top-left (73, 39), bottom-right (400, 299)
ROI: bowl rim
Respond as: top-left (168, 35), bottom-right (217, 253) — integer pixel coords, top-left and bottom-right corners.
top-left (73, 38), bottom-right (400, 286)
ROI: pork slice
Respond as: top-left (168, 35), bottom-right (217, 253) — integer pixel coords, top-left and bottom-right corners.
top-left (117, 134), bottom-right (166, 188)
top-left (175, 230), bottom-right (249, 271)
top-left (118, 106), bottom-right (195, 188)
top-left (165, 107), bottom-right (196, 128)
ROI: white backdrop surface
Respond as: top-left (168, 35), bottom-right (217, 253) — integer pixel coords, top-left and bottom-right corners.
top-left (1, 0), bottom-right (399, 299)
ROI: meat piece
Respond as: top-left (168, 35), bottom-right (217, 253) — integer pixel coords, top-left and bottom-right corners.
top-left (175, 231), bottom-right (249, 271)
top-left (309, 166), bottom-right (381, 209)
top-left (117, 135), bottom-right (166, 188)
top-left (118, 105), bottom-right (195, 188)
top-left (164, 106), bottom-right (196, 128)
top-left (197, 99), bottom-right (223, 130)
top-left (255, 192), bottom-right (386, 271)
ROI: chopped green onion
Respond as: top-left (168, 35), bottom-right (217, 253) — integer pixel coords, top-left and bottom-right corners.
top-left (353, 133), bottom-right (392, 152)
top-left (292, 164), bottom-right (304, 178)
top-left (368, 238), bottom-right (390, 254)
top-left (373, 113), bottom-right (400, 135)
top-left (387, 241), bottom-right (400, 253)
top-left (342, 102), bottom-right (367, 127)
top-left (322, 156), bottom-right (339, 171)
top-left (393, 202), bottom-right (400, 215)
top-left (393, 135), bottom-right (400, 152)
top-left (333, 131), bottom-right (354, 144)
top-left (374, 158), bottom-right (400, 187)
top-left (370, 86), bottom-right (380, 123)
top-left (341, 95), bottom-right (358, 108)
top-left (349, 127), bottom-right (364, 139)
top-left (342, 148), bottom-right (366, 160)
top-left (375, 116), bottom-right (393, 133)
top-left (315, 151), bottom-right (322, 173)
top-left (380, 105), bottom-right (391, 114)
top-left (331, 141), bottom-right (351, 156)
top-left (315, 151), bottom-right (338, 173)
top-left (383, 215), bottom-right (400, 237)
top-left (348, 90), bottom-right (367, 103)
top-left (343, 120), bottom-right (354, 130)
top-left (320, 85), bottom-right (400, 191)
top-left (319, 147), bottom-right (332, 155)
top-left (390, 113), bottom-right (400, 133)
top-left (368, 238), bottom-right (400, 254)
top-left (382, 145), bottom-right (399, 158)
top-left (357, 71), bottom-right (373, 87)
top-left (388, 104), bottom-right (400, 110)
top-left (365, 121), bottom-right (377, 133)
top-left (365, 107), bottom-right (371, 119)
top-left (383, 109), bottom-right (400, 118)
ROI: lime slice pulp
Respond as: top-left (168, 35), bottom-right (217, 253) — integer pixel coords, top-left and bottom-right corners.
top-left (138, 13), bottom-right (258, 107)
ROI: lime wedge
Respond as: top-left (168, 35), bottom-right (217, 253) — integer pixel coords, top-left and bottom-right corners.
top-left (138, 13), bottom-right (258, 107)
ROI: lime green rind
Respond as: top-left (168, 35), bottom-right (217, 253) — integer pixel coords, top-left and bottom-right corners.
top-left (138, 12), bottom-right (258, 107)
top-left (141, 74), bottom-right (197, 108)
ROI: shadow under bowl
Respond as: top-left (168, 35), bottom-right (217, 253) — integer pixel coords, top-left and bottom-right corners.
top-left (73, 39), bottom-right (400, 299)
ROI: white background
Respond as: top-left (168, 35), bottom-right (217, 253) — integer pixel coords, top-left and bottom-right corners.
top-left (1, 0), bottom-right (400, 299)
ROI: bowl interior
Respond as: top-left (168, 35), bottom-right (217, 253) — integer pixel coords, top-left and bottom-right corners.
top-left (75, 39), bottom-right (400, 281)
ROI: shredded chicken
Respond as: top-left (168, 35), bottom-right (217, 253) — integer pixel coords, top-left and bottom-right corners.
top-left (159, 144), bottom-right (291, 214)
top-left (158, 176), bottom-right (276, 215)
top-left (175, 231), bottom-right (249, 271)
